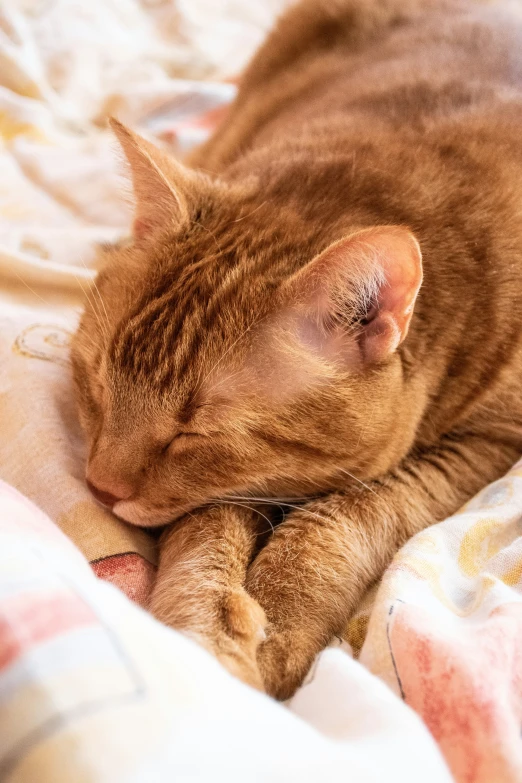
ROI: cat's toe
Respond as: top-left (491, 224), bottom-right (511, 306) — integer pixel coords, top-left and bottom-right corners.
top-left (257, 628), bottom-right (318, 701)
top-left (215, 641), bottom-right (265, 691)
top-left (222, 587), bottom-right (267, 649)
top-left (192, 587), bottom-right (267, 691)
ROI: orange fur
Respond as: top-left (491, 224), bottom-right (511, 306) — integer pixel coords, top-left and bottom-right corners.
top-left (73, 0), bottom-right (522, 698)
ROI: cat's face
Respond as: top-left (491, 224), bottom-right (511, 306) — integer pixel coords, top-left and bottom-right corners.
top-left (71, 121), bottom-right (423, 527)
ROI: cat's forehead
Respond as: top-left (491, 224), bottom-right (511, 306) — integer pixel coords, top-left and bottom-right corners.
top-left (96, 195), bottom-right (310, 404)
top-left (106, 249), bottom-right (271, 401)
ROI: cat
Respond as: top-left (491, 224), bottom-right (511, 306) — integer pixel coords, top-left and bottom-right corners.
top-left (72, 0), bottom-right (522, 700)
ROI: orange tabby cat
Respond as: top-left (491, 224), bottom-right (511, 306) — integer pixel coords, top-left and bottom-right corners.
top-left (72, 0), bottom-right (522, 699)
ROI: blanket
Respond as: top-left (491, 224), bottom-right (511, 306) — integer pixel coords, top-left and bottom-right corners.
top-left (1, 1), bottom-right (522, 781)
top-left (0, 479), bottom-right (452, 783)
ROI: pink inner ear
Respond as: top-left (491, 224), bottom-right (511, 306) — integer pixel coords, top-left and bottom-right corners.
top-left (361, 228), bottom-right (423, 362)
top-left (362, 311), bottom-right (402, 363)
top-left (282, 225), bottom-right (423, 368)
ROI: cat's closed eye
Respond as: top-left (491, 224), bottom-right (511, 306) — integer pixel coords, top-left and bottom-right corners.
top-left (165, 432), bottom-right (205, 453)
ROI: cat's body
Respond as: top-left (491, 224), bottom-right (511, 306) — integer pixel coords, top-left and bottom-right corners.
top-left (191, 0), bottom-right (522, 446)
top-left (72, 0), bottom-right (522, 698)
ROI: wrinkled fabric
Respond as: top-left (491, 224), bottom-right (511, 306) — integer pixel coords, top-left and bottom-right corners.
top-left (0, 479), bottom-right (452, 783)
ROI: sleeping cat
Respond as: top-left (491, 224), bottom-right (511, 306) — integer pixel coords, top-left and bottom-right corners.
top-left (72, 0), bottom-right (522, 699)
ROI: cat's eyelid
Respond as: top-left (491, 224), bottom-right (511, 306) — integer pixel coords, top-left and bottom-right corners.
top-left (163, 430), bottom-right (204, 453)
top-left (194, 401), bottom-right (212, 410)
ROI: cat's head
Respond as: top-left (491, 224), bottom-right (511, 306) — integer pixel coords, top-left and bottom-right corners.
top-left (71, 120), bottom-right (423, 526)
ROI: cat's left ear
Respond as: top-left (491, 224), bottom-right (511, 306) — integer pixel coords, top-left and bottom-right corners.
top-left (109, 117), bottom-right (200, 239)
top-left (284, 226), bottom-right (423, 365)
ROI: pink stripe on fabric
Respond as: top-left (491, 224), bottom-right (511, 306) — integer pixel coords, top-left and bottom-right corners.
top-left (0, 591), bottom-right (98, 671)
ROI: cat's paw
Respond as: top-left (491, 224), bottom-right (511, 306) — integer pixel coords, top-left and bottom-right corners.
top-left (256, 626), bottom-right (318, 701)
top-left (245, 528), bottom-right (326, 699)
top-left (192, 587), bottom-right (267, 691)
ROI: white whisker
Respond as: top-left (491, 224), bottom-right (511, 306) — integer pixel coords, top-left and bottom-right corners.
top-left (210, 499), bottom-right (275, 535)
top-left (198, 316), bottom-right (262, 389)
top-left (73, 272), bottom-right (109, 342)
top-left (190, 219), bottom-right (223, 256)
top-left (225, 495), bottom-right (334, 528)
top-left (79, 255), bottom-right (111, 333)
top-left (229, 201), bottom-right (267, 224)
top-left (14, 274), bottom-right (53, 308)
top-left (336, 467), bottom-right (379, 497)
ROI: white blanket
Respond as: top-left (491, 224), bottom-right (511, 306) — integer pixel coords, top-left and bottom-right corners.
top-left (0, 479), bottom-right (451, 782)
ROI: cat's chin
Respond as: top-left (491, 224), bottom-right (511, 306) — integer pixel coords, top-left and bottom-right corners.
top-left (112, 500), bottom-right (192, 528)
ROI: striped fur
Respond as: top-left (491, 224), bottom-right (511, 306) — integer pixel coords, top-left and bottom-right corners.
top-left (73, 0), bottom-right (522, 698)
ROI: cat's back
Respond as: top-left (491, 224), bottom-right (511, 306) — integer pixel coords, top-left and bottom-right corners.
top-left (188, 0), bottom-right (522, 436)
top-left (192, 0), bottom-right (522, 171)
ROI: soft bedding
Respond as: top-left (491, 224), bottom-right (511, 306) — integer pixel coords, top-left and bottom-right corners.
top-left (0, 479), bottom-right (452, 783)
top-left (1, 2), bottom-right (522, 782)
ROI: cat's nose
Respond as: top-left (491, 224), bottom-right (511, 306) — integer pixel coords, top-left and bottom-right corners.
top-left (86, 478), bottom-right (132, 509)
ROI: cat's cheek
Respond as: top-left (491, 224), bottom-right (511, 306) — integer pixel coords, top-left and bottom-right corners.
top-left (112, 500), bottom-right (193, 527)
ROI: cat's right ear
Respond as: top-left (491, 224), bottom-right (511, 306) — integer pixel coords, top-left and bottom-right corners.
top-left (109, 117), bottom-right (197, 240)
top-left (281, 226), bottom-right (422, 367)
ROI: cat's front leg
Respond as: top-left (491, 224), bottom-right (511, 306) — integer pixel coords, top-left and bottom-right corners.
top-left (149, 504), bottom-right (266, 690)
top-left (246, 432), bottom-right (520, 699)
